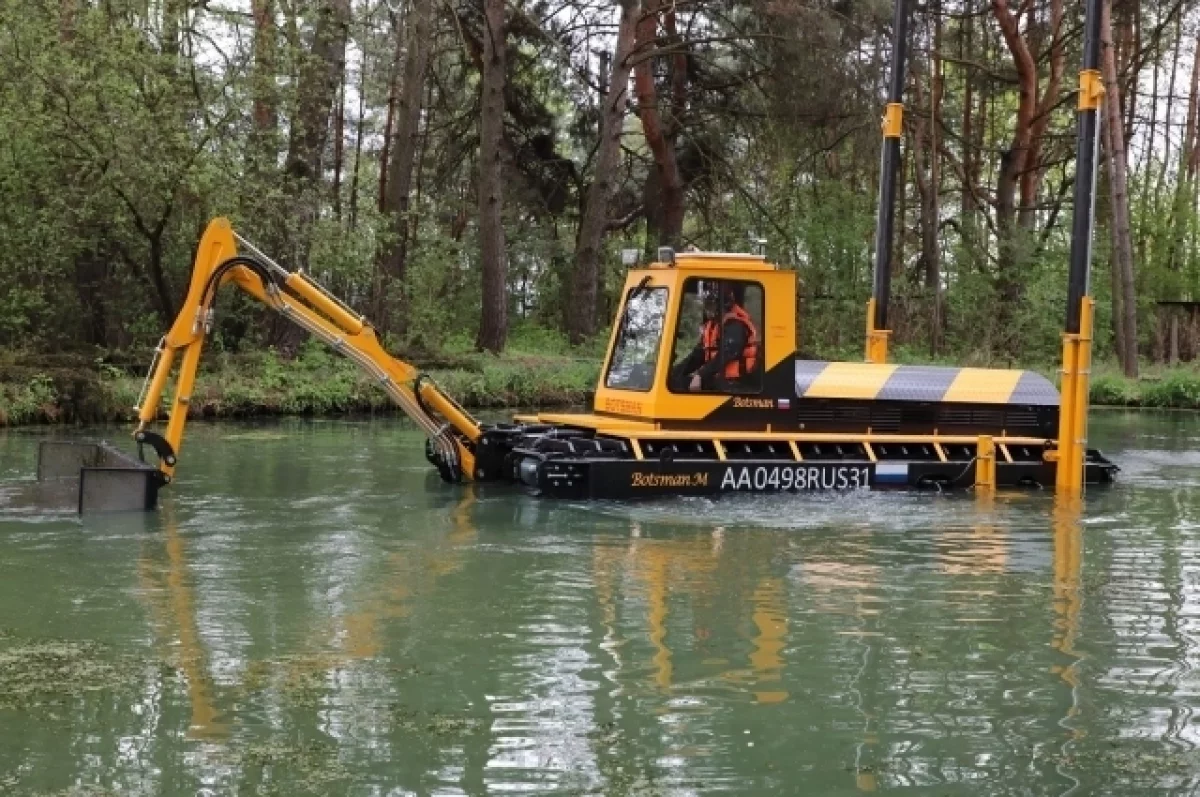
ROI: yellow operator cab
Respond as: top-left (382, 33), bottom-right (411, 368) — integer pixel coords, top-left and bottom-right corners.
top-left (523, 250), bottom-right (794, 431)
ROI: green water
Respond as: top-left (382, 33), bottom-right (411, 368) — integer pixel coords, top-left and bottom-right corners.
top-left (0, 411), bottom-right (1198, 795)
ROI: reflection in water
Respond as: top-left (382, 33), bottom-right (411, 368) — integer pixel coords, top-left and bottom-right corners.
top-left (337, 489), bottom-right (479, 660)
top-left (938, 495), bottom-right (1009, 575)
top-left (1052, 497), bottom-right (1084, 678)
top-left (4, 414), bottom-right (1200, 794)
top-left (1052, 495), bottom-right (1085, 795)
top-left (137, 507), bottom-right (226, 739)
top-left (135, 489), bottom-right (488, 785)
top-left (749, 579), bottom-right (788, 705)
top-left (795, 531), bottom-right (884, 792)
top-left (639, 543), bottom-right (673, 690)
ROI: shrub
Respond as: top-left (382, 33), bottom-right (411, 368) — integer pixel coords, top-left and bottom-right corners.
top-left (1140, 370), bottom-right (1200, 409)
top-left (1089, 373), bottom-right (1139, 406)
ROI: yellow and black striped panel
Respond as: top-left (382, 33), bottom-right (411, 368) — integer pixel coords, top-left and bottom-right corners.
top-left (795, 361), bottom-right (1058, 406)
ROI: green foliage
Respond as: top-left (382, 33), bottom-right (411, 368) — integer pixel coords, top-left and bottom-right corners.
top-left (1089, 373), bottom-right (1140, 406)
top-left (0, 0), bottom-right (238, 350)
top-left (400, 233), bottom-right (474, 350)
top-left (0, 345), bottom-right (600, 427)
top-left (1003, 240), bottom-right (1074, 364)
top-left (0, 0), bottom-right (1197, 403)
top-left (0, 373), bottom-right (57, 425)
top-left (1140, 370), bottom-right (1200, 408)
top-left (429, 354), bottom-right (597, 408)
top-left (1084, 366), bottom-right (1200, 409)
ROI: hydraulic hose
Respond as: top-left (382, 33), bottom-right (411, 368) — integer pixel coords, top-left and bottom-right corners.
top-left (199, 256), bottom-right (282, 309)
top-left (194, 254), bottom-right (463, 478)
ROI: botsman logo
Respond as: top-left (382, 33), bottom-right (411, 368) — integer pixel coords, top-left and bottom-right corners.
top-left (630, 472), bottom-right (709, 488)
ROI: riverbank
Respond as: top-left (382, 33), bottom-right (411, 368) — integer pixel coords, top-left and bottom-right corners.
top-left (2, 348), bottom-right (1199, 427)
top-left (1088, 365), bottom-right (1200, 408)
top-left (0, 346), bottom-right (599, 426)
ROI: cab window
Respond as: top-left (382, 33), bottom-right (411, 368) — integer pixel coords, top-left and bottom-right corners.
top-left (668, 278), bottom-right (764, 394)
top-left (605, 285), bottom-right (668, 392)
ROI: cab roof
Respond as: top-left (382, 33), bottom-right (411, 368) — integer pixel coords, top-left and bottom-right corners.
top-left (646, 251), bottom-right (777, 272)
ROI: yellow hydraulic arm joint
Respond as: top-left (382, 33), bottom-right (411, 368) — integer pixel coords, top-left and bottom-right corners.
top-left (864, 297), bottom-right (890, 365)
top-left (133, 218), bottom-right (481, 484)
top-left (974, 435), bottom-right (996, 494)
top-left (881, 102), bottom-right (904, 139)
top-left (1077, 69), bottom-right (1105, 111)
top-left (1054, 296), bottom-right (1094, 495)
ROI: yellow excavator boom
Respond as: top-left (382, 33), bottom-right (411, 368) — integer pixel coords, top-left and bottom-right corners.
top-left (133, 218), bottom-right (481, 483)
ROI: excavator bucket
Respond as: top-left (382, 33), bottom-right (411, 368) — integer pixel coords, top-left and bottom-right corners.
top-left (35, 440), bottom-right (162, 513)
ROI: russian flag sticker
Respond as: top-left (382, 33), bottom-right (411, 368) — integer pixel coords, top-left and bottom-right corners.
top-left (778, 398), bottom-right (791, 410)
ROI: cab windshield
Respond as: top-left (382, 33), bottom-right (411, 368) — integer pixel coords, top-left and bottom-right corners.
top-left (605, 286), bottom-right (667, 392)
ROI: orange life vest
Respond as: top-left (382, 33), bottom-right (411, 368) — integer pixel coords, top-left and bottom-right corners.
top-left (701, 305), bottom-right (758, 379)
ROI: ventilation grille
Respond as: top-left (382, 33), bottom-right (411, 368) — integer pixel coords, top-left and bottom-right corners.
top-left (870, 406), bottom-right (902, 432)
top-left (1005, 410), bottom-right (1039, 429)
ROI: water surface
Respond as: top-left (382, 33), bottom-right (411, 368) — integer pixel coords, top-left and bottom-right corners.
top-left (1, 410), bottom-right (1198, 795)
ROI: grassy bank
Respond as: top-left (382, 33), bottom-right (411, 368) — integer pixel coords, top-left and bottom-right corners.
top-left (0, 343), bottom-right (600, 427)
top-left (1088, 364), bottom-right (1200, 408)
top-left (2, 345), bottom-right (1199, 428)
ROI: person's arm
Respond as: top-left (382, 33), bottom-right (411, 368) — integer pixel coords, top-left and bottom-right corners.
top-left (672, 345), bottom-right (704, 387)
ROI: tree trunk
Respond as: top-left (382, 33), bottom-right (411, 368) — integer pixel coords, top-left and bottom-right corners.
top-left (567, 0), bottom-right (639, 345)
top-left (990, 0), bottom-right (1033, 252)
top-left (475, 0), bottom-right (508, 353)
top-left (990, 0), bottom-right (1063, 295)
top-left (1096, 165), bottom-right (1122, 357)
top-left (1168, 36), bottom-right (1200, 275)
top-left (1116, 0), bottom-right (1137, 144)
top-left (377, 19), bottom-right (406, 214)
top-left (634, 0), bottom-right (684, 248)
top-left (245, 0), bottom-right (284, 266)
top-left (332, 78), bottom-right (345, 219)
top-left (59, 0), bottom-right (76, 42)
top-left (162, 0), bottom-right (184, 58)
top-left (929, 7), bottom-right (943, 354)
top-left (973, 53), bottom-right (987, 255)
top-left (913, 84), bottom-right (935, 283)
top-left (348, 43), bottom-right (367, 231)
top-left (1152, 18), bottom-right (1183, 237)
top-left (148, 232), bottom-right (175, 325)
top-left (1137, 12), bottom-right (1159, 267)
top-left (283, 0), bottom-right (351, 269)
top-left (73, 246), bottom-right (109, 346)
top-left (1021, 0), bottom-right (1063, 225)
top-left (1169, 313), bottom-right (1180, 365)
top-left (1102, 0), bottom-right (1138, 377)
top-left (641, 168), bottom-right (663, 254)
top-left (959, 5), bottom-right (975, 239)
top-left (250, 0), bottom-right (278, 153)
top-left (379, 0), bottom-right (433, 331)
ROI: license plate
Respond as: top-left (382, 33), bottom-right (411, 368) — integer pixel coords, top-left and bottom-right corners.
top-left (719, 463), bottom-right (873, 492)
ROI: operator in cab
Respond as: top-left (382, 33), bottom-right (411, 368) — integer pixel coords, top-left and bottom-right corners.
top-left (673, 283), bottom-right (759, 392)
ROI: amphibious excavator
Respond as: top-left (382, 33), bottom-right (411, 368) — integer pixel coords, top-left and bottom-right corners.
top-left (132, 0), bottom-right (1117, 501)
top-left (129, 217), bottom-right (1115, 500)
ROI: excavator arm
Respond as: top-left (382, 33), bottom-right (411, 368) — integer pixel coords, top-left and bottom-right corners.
top-left (133, 218), bottom-right (482, 484)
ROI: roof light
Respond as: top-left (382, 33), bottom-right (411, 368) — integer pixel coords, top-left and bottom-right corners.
top-left (657, 246), bottom-right (675, 266)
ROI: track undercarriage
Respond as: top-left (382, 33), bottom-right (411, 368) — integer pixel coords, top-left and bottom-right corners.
top-left (440, 421), bottom-right (1118, 499)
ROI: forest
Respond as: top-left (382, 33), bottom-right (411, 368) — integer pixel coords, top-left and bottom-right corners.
top-left (1, 0), bottom-right (1200, 412)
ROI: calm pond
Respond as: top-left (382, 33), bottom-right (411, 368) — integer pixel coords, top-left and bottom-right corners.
top-left (1, 410), bottom-right (1198, 795)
